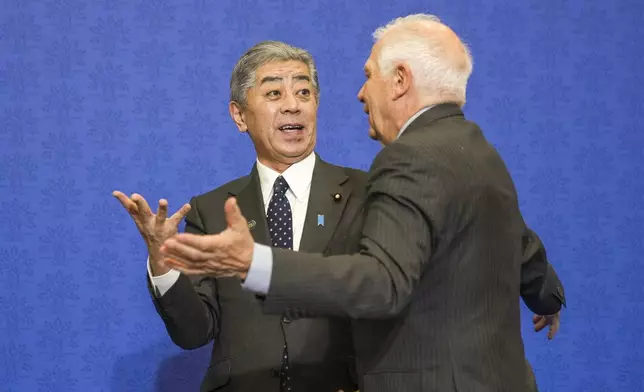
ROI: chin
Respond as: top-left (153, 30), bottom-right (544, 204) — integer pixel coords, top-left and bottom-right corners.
top-left (277, 144), bottom-right (313, 159)
top-left (368, 126), bottom-right (383, 142)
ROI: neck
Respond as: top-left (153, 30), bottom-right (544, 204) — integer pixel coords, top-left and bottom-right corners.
top-left (257, 151), bottom-right (313, 173)
top-left (393, 100), bottom-right (433, 131)
top-left (257, 158), bottom-right (291, 173)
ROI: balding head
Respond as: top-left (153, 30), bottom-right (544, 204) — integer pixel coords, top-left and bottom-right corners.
top-left (357, 14), bottom-right (473, 145)
top-left (372, 14), bottom-right (472, 106)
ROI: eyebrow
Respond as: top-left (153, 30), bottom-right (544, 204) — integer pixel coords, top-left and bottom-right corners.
top-left (259, 75), bottom-right (311, 85)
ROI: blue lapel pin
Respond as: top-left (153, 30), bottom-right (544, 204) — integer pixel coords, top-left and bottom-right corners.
top-left (317, 214), bottom-right (324, 226)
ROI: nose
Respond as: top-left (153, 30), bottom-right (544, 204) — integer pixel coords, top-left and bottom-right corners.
top-left (281, 90), bottom-right (300, 114)
top-left (357, 84), bottom-right (365, 103)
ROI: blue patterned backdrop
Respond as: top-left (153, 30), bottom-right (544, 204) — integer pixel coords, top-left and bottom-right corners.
top-left (1, 0), bottom-right (643, 391)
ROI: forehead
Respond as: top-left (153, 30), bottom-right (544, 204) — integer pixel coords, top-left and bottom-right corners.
top-left (364, 44), bottom-right (381, 72)
top-left (255, 60), bottom-right (310, 81)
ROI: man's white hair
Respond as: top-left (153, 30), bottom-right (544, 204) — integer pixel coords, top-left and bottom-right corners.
top-left (373, 14), bottom-right (473, 105)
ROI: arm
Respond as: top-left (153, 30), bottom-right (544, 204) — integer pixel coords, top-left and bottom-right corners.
top-left (520, 227), bottom-right (566, 315)
top-left (149, 197), bottom-right (223, 349)
top-left (261, 143), bottom-right (442, 319)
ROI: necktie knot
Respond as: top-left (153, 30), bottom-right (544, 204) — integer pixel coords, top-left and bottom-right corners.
top-left (273, 176), bottom-right (289, 197)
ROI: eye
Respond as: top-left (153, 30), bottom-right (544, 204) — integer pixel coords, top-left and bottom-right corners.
top-left (266, 90), bottom-right (280, 98)
top-left (298, 89), bottom-right (311, 97)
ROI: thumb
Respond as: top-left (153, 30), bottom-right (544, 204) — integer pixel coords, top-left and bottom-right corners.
top-left (224, 197), bottom-right (247, 232)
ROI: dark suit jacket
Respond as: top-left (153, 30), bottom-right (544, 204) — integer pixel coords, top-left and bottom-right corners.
top-left (260, 104), bottom-right (564, 392)
top-left (520, 228), bottom-right (565, 315)
top-left (149, 154), bottom-right (367, 392)
top-left (520, 229), bottom-right (565, 392)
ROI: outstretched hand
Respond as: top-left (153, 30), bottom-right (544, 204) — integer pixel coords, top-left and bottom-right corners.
top-left (161, 197), bottom-right (255, 279)
top-left (112, 191), bottom-right (191, 275)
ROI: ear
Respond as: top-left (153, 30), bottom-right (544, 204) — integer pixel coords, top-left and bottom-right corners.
top-left (229, 101), bottom-right (248, 133)
top-left (391, 63), bottom-right (412, 101)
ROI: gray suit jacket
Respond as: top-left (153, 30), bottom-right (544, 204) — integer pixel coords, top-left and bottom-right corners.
top-left (260, 104), bottom-right (564, 392)
top-left (149, 154), bottom-right (367, 392)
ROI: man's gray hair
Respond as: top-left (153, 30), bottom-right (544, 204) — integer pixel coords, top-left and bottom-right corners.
top-left (230, 41), bottom-right (320, 107)
top-left (373, 14), bottom-right (473, 106)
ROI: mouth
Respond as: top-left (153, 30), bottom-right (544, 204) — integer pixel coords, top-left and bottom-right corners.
top-left (278, 123), bottom-right (305, 133)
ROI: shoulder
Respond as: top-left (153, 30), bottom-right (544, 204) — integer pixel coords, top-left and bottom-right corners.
top-left (190, 174), bottom-right (251, 206)
top-left (377, 115), bottom-right (486, 171)
top-left (185, 174), bottom-right (252, 231)
top-left (368, 119), bottom-right (478, 196)
top-left (316, 156), bottom-right (369, 187)
top-left (340, 165), bottom-right (369, 187)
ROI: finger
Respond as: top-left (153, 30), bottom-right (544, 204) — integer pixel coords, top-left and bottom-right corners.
top-left (166, 257), bottom-right (237, 278)
top-left (548, 317), bottom-right (560, 340)
top-left (131, 193), bottom-right (153, 217)
top-left (164, 258), bottom-right (209, 275)
top-left (532, 314), bottom-right (542, 324)
top-left (161, 238), bottom-right (212, 263)
top-left (224, 197), bottom-right (248, 232)
top-left (161, 238), bottom-right (232, 268)
top-left (534, 318), bottom-right (548, 332)
top-left (156, 199), bottom-right (168, 224)
top-left (172, 232), bottom-right (222, 251)
top-left (160, 248), bottom-right (212, 271)
top-left (113, 191), bottom-right (139, 214)
top-left (169, 203), bottom-right (192, 225)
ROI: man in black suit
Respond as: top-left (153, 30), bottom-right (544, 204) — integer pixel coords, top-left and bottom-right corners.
top-left (159, 15), bottom-right (566, 392)
top-left (114, 41), bottom-right (366, 392)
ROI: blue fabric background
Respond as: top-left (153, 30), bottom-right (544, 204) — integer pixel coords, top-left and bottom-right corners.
top-left (1, 0), bottom-right (643, 390)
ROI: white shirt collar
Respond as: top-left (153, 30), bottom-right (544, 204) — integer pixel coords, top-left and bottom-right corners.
top-left (397, 105), bottom-right (434, 139)
top-left (256, 152), bottom-right (316, 204)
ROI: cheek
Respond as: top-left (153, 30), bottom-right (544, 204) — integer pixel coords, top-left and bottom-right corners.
top-left (302, 102), bottom-right (318, 120)
top-left (266, 104), bottom-right (280, 119)
top-left (369, 96), bottom-right (382, 116)
top-left (257, 107), bottom-right (278, 133)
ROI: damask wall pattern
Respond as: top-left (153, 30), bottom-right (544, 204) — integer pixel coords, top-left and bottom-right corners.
top-left (1, 0), bottom-right (642, 390)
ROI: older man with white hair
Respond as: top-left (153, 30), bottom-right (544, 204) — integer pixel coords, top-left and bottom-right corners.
top-left (160, 14), bottom-right (565, 392)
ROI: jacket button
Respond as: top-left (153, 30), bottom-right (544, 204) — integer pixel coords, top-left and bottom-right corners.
top-left (282, 315), bottom-right (291, 324)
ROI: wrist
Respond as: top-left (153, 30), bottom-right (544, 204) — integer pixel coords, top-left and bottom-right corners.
top-left (150, 260), bottom-right (171, 277)
top-left (238, 245), bottom-right (253, 280)
top-left (148, 249), bottom-right (171, 277)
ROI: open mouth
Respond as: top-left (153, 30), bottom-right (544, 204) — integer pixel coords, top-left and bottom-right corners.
top-left (278, 124), bottom-right (305, 133)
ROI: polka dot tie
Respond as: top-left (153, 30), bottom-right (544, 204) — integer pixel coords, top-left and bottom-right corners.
top-left (267, 176), bottom-right (293, 391)
top-left (267, 176), bottom-right (293, 250)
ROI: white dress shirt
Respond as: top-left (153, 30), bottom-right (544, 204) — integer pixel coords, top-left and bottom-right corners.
top-left (147, 152), bottom-right (316, 296)
top-left (397, 105), bottom-right (434, 139)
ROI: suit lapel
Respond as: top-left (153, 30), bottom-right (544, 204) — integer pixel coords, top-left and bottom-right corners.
top-left (299, 157), bottom-right (351, 253)
top-left (229, 165), bottom-right (271, 246)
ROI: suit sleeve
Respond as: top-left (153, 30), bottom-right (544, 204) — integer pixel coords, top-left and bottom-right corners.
top-left (261, 143), bottom-right (445, 319)
top-left (519, 227), bottom-right (566, 315)
top-left (148, 197), bottom-right (222, 349)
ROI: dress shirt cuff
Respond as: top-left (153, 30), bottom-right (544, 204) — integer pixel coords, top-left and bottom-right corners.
top-left (147, 257), bottom-right (181, 297)
top-left (241, 243), bottom-right (273, 295)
